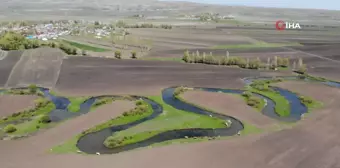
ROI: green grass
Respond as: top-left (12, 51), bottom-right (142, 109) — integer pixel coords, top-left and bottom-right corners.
top-left (0, 101), bottom-right (55, 125)
top-left (3, 102), bottom-right (56, 136)
top-left (103, 95), bottom-right (227, 148)
top-left (212, 42), bottom-right (302, 50)
top-left (67, 97), bottom-right (89, 112)
top-left (249, 88), bottom-right (290, 117)
top-left (62, 40), bottom-right (110, 52)
top-left (8, 115), bottom-right (56, 136)
top-left (140, 57), bottom-right (184, 62)
top-left (297, 95), bottom-right (323, 112)
top-left (278, 66), bottom-right (290, 71)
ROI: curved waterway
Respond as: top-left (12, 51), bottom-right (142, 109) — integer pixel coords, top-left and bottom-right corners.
top-left (77, 87), bottom-right (243, 154)
top-left (2, 75), bottom-right (340, 153)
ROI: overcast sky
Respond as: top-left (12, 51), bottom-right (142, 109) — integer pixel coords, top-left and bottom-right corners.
top-left (167, 0), bottom-right (340, 10)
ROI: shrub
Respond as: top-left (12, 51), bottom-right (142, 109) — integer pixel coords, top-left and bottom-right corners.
top-left (34, 98), bottom-right (48, 108)
top-left (203, 55), bottom-right (214, 64)
top-left (28, 84), bottom-right (38, 94)
top-left (38, 115), bottom-right (51, 123)
top-left (248, 58), bottom-right (262, 69)
top-left (81, 50), bottom-right (87, 56)
top-left (4, 124), bottom-right (17, 133)
top-left (183, 50), bottom-right (190, 62)
top-left (242, 91), bottom-right (252, 98)
top-left (236, 57), bottom-right (247, 68)
top-left (131, 51), bottom-right (137, 59)
top-left (114, 50), bottom-right (122, 59)
top-left (296, 64), bottom-right (307, 74)
top-left (173, 86), bottom-right (186, 97)
top-left (135, 100), bottom-right (144, 106)
top-left (247, 97), bottom-right (261, 107)
top-left (104, 136), bottom-right (124, 148)
top-left (299, 96), bottom-right (313, 104)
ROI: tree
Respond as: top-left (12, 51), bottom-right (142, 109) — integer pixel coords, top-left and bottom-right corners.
top-left (38, 115), bottom-right (51, 124)
top-left (131, 51), bottom-right (137, 59)
top-left (115, 50), bottom-right (122, 59)
top-left (72, 48), bottom-right (77, 55)
top-left (116, 20), bottom-right (127, 28)
top-left (271, 56), bottom-right (278, 70)
top-left (298, 57), bottom-right (304, 68)
top-left (183, 50), bottom-right (189, 62)
top-left (81, 50), bottom-right (87, 56)
top-left (28, 84), bottom-right (38, 94)
top-left (4, 124), bottom-right (17, 133)
top-left (292, 61), bottom-right (296, 70)
top-left (267, 57), bottom-right (271, 70)
top-left (0, 31), bottom-right (28, 50)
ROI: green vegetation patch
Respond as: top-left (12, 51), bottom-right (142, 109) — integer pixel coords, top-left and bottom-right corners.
top-left (102, 96), bottom-right (226, 149)
top-left (67, 97), bottom-right (90, 112)
top-left (1, 101), bottom-right (55, 136)
top-left (298, 95), bottom-right (323, 111)
top-left (62, 40), bottom-right (109, 52)
top-left (241, 91), bottom-right (265, 111)
top-left (247, 79), bottom-right (290, 117)
top-left (0, 98), bottom-right (54, 124)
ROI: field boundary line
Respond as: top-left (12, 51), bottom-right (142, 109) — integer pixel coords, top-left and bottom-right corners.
top-left (4, 51), bottom-right (25, 88)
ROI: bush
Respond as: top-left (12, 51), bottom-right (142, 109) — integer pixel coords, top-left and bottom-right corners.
top-left (248, 58), bottom-right (262, 69)
top-left (299, 96), bottom-right (313, 104)
top-left (131, 51), bottom-right (137, 59)
top-left (28, 84), bottom-right (38, 94)
top-left (246, 97), bottom-right (261, 107)
top-left (173, 86), bottom-right (186, 97)
top-left (236, 57), bottom-right (247, 68)
top-left (114, 50), bottom-right (121, 59)
top-left (4, 124), bottom-right (17, 133)
top-left (242, 91), bottom-right (252, 98)
top-left (296, 64), bottom-right (307, 74)
top-left (104, 136), bottom-right (124, 148)
top-left (81, 50), bottom-right (87, 56)
top-left (34, 98), bottom-right (48, 108)
top-left (38, 115), bottom-right (51, 123)
top-left (183, 50), bottom-right (190, 62)
top-left (135, 100), bottom-right (144, 106)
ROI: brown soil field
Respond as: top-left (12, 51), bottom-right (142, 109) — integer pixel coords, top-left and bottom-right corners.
top-left (0, 95), bottom-right (38, 118)
top-left (63, 36), bottom-right (150, 59)
top-left (130, 28), bottom-right (255, 46)
top-left (5, 48), bottom-right (65, 88)
top-left (181, 90), bottom-right (276, 128)
top-left (0, 50), bottom-right (23, 87)
top-left (55, 57), bottom-right (267, 96)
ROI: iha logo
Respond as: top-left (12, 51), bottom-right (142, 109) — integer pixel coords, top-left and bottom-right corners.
top-left (275, 20), bottom-right (301, 30)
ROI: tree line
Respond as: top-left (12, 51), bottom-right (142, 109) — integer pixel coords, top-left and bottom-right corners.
top-left (182, 50), bottom-right (307, 73)
top-left (0, 31), bottom-right (78, 55)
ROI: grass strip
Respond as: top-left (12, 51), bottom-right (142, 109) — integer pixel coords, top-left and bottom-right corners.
top-left (62, 40), bottom-right (110, 52)
top-left (67, 97), bottom-right (90, 112)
